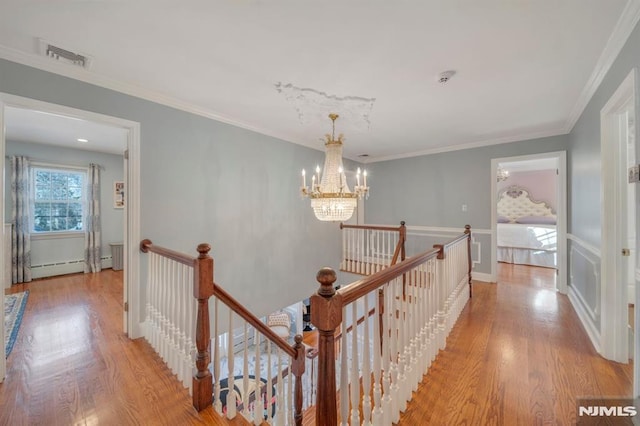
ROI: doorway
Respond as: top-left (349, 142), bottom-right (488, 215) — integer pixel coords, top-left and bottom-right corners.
top-left (600, 69), bottom-right (638, 379)
top-left (0, 93), bottom-right (141, 382)
top-left (490, 151), bottom-right (567, 294)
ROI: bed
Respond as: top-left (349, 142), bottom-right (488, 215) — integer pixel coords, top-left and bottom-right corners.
top-left (497, 185), bottom-right (557, 268)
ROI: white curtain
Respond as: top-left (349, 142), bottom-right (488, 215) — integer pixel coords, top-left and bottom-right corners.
top-left (84, 164), bottom-right (101, 273)
top-left (10, 156), bottom-right (31, 284)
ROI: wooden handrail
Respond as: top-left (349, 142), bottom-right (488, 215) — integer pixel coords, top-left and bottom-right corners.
top-left (338, 247), bottom-right (440, 307)
top-left (340, 222), bottom-right (404, 232)
top-left (213, 283), bottom-right (297, 358)
top-left (140, 239), bottom-right (195, 266)
top-left (441, 232), bottom-right (469, 250)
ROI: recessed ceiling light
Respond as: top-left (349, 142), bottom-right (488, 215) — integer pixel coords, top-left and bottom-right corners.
top-left (77, 138), bottom-right (89, 143)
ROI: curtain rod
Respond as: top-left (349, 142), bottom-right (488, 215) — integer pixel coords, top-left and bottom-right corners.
top-left (5, 156), bottom-right (105, 170)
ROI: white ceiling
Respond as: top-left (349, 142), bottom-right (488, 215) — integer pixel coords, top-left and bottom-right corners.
top-left (5, 107), bottom-right (127, 155)
top-left (0, 1), bottom-right (637, 162)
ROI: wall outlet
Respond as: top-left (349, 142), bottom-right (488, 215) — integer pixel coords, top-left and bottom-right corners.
top-left (629, 164), bottom-right (640, 183)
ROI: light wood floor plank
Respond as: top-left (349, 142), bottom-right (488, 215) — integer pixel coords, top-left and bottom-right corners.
top-left (1, 270), bottom-right (241, 425)
top-left (1, 264), bottom-right (632, 425)
top-left (400, 263), bottom-right (633, 425)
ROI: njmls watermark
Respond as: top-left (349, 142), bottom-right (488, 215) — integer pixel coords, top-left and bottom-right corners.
top-left (577, 398), bottom-right (638, 425)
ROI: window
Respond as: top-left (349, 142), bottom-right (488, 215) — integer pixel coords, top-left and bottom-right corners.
top-left (32, 167), bottom-right (86, 233)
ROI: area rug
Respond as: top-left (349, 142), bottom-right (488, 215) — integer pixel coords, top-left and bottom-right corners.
top-left (4, 290), bottom-right (29, 358)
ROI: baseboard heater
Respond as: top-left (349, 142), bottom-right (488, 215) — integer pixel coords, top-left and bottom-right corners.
top-left (31, 256), bottom-right (113, 279)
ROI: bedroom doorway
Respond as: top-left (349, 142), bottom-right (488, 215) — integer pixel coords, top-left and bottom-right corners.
top-left (0, 93), bottom-right (142, 375)
top-left (490, 151), bottom-right (567, 294)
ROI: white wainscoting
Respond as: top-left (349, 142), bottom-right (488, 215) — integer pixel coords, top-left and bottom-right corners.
top-left (404, 225), bottom-right (492, 282)
top-left (567, 234), bottom-right (601, 353)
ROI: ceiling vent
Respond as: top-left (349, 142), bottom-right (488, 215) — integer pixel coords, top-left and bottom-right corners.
top-left (38, 39), bottom-right (92, 69)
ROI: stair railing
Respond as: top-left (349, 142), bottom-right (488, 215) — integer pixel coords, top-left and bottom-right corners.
top-left (140, 240), bottom-right (306, 425)
top-left (340, 221), bottom-right (406, 275)
top-left (311, 225), bottom-right (472, 425)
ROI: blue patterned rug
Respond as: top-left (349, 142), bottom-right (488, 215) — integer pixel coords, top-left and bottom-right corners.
top-left (4, 290), bottom-right (29, 358)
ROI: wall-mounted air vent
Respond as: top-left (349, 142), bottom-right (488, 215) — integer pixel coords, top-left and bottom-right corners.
top-left (38, 38), bottom-right (92, 69)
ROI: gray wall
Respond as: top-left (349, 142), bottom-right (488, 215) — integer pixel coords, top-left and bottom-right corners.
top-left (4, 140), bottom-right (124, 270)
top-left (364, 135), bottom-right (568, 273)
top-left (0, 58), bottom-right (347, 317)
top-left (565, 15), bottom-right (640, 335)
top-left (568, 18), bottom-right (640, 247)
top-left (366, 136), bottom-right (567, 228)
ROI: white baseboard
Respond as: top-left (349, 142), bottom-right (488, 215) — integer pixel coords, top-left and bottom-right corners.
top-left (31, 256), bottom-right (113, 279)
top-left (472, 272), bottom-right (494, 283)
top-left (568, 285), bottom-right (601, 354)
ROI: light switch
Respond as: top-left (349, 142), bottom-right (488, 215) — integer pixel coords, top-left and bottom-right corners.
top-left (462, 204), bottom-right (468, 212)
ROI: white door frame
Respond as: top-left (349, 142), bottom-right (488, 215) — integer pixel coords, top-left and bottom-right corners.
top-left (600, 68), bottom-right (637, 366)
top-left (490, 151), bottom-right (567, 294)
top-left (0, 94), bottom-right (142, 345)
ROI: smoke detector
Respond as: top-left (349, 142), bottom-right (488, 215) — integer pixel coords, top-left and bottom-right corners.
top-left (437, 70), bottom-right (456, 83)
top-left (38, 39), bottom-right (92, 69)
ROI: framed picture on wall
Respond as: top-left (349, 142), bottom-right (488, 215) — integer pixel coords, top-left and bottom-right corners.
top-left (114, 181), bottom-right (125, 209)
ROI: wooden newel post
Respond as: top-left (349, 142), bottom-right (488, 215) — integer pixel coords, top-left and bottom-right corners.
top-left (193, 243), bottom-right (214, 411)
top-left (311, 267), bottom-right (343, 426)
top-left (464, 225), bottom-right (473, 298)
top-left (292, 335), bottom-right (306, 426)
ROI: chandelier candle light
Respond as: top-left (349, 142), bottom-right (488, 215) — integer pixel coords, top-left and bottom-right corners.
top-left (300, 113), bottom-right (370, 222)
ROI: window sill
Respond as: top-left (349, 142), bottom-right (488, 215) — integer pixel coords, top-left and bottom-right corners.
top-left (31, 232), bottom-right (85, 240)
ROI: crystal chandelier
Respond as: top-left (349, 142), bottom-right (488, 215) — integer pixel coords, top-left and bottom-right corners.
top-left (300, 114), bottom-right (370, 222)
top-left (497, 166), bottom-right (510, 182)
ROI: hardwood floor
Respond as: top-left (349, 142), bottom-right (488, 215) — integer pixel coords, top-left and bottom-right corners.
top-left (400, 263), bottom-right (633, 425)
top-left (0, 270), bottom-right (245, 426)
top-left (1, 264), bottom-right (632, 425)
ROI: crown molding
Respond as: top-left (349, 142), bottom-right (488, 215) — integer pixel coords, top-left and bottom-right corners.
top-left (364, 127), bottom-right (566, 164)
top-left (564, 0), bottom-right (640, 133)
top-left (0, 44), bottom-right (325, 153)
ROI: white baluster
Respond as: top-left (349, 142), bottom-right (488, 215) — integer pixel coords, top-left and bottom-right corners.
top-left (362, 295), bottom-right (372, 425)
top-left (170, 260), bottom-right (179, 375)
top-left (266, 340), bottom-right (273, 425)
top-left (350, 229), bottom-right (355, 273)
top-left (372, 287), bottom-right (383, 425)
top-left (409, 268), bottom-right (419, 393)
top-left (186, 266), bottom-right (195, 395)
top-left (381, 283), bottom-right (392, 426)
top-left (213, 298), bottom-right (222, 414)
top-left (275, 348), bottom-right (284, 426)
top-left (342, 226), bottom-right (346, 271)
top-left (227, 311), bottom-right (236, 419)
top-left (340, 305), bottom-right (349, 426)
top-left (350, 301), bottom-right (361, 425)
top-left (175, 263), bottom-right (184, 386)
top-left (396, 277), bottom-right (408, 413)
top-left (253, 333), bottom-right (261, 426)
top-left (242, 322), bottom-right (249, 419)
top-left (389, 278), bottom-right (400, 423)
top-left (287, 353), bottom-right (293, 425)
